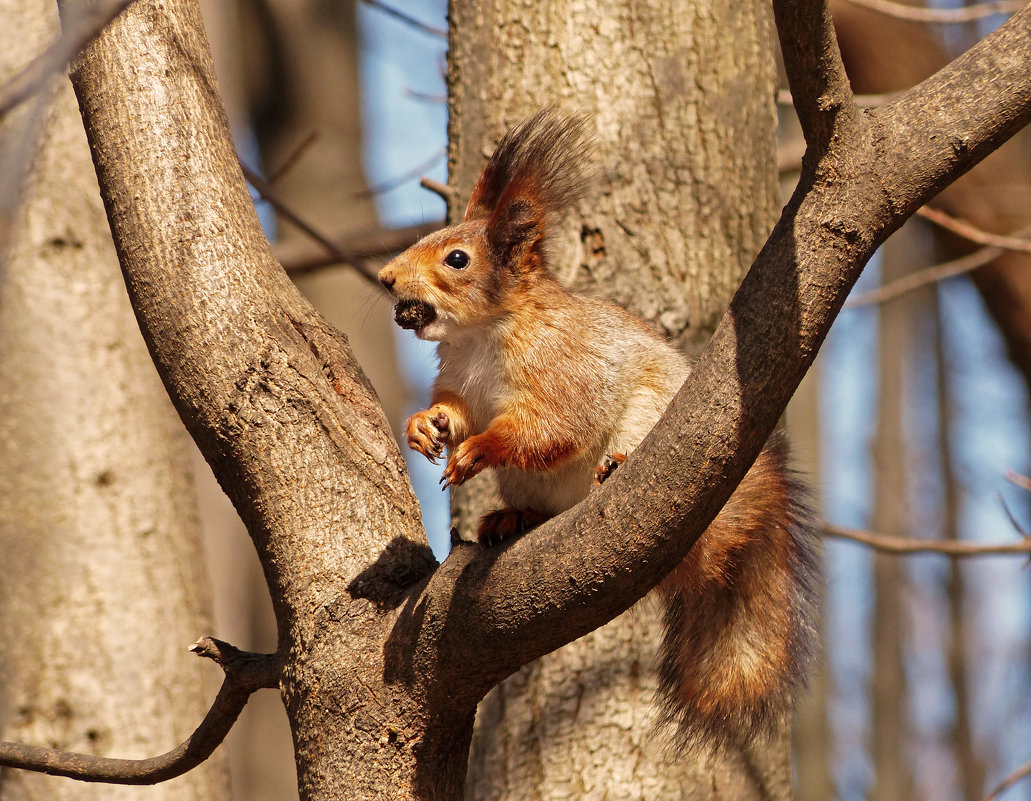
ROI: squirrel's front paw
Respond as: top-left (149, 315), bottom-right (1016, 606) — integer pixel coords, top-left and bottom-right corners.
top-left (440, 436), bottom-right (490, 489)
top-left (406, 409), bottom-right (450, 463)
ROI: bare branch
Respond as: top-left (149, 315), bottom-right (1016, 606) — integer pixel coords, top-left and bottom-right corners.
top-left (357, 146), bottom-right (447, 198)
top-left (845, 245), bottom-right (1004, 307)
top-left (840, 0), bottom-right (1023, 24)
top-left (776, 0), bottom-right (859, 154)
top-left (1008, 471), bottom-right (1031, 492)
top-left (846, 216), bottom-right (1031, 307)
top-left (983, 757), bottom-right (1031, 801)
top-left (274, 220), bottom-right (441, 275)
top-left (0, 638), bottom-right (278, 785)
top-left (419, 177), bottom-right (454, 202)
top-left (241, 163), bottom-right (382, 285)
top-left (358, 0), bottom-right (447, 38)
top-left (0, 0), bottom-right (138, 121)
top-left (822, 523), bottom-right (1031, 557)
top-left (265, 130), bottom-right (319, 185)
top-left (917, 205), bottom-right (1031, 254)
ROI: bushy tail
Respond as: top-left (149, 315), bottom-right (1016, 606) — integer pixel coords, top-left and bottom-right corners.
top-left (657, 434), bottom-right (819, 752)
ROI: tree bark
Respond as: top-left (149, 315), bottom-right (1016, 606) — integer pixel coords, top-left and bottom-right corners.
top-left (0, 2), bottom-right (228, 800)
top-left (447, 1), bottom-right (790, 798)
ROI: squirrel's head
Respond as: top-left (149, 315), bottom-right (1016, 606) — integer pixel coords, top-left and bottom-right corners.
top-left (379, 108), bottom-right (594, 342)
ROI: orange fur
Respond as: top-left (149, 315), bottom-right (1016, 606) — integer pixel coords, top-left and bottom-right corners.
top-left (379, 108), bottom-right (818, 752)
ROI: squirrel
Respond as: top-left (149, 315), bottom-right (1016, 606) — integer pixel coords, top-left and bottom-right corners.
top-left (378, 108), bottom-right (818, 751)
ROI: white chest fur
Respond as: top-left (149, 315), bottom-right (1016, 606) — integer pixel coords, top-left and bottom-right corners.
top-left (436, 334), bottom-right (508, 432)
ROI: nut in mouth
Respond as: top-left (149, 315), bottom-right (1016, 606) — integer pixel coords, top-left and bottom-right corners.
top-left (394, 299), bottom-right (437, 331)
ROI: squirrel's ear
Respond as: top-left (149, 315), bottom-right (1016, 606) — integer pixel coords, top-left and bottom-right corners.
top-left (485, 182), bottom-right (547, 271)
top-left (464, 159), bottom-right (505, 222)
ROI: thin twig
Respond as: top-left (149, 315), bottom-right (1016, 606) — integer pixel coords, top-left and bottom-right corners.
top-left (845, 246), bottom-right (1001, 307)
top-left (1008, 471), bottom-right (1031, 492)
top-left (983, 757), bottom-right (1031, 801)
top-left (265, 130), bottom-right (320, 185)
top-left (359, 0), bottom-right (447, 38)
top-left (822, 523), bottom-right (1031, 557)
top-left (0, 0), bottom-right (139, 121)
top-left (917, 206), bottom-right (1031, 254)
top-left (846, 219), bottom-right (1031, 308)
top-left (840, 0), bottom-right (1023, 24)
top-left (274, 220), bottom-right (441, 276)
top-left (241, 163), bottom-right (381, 285)
top-left (357, 146), bottom-right (447, 198)
top-left (0, 638), bottom-right (279, 785)
top-left (999, 495), bottom-right (1031, 539)
top-left (419, 177), bottom-right (454, 202)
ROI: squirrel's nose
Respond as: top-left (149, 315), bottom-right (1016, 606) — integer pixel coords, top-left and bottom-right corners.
top-left (379, 266), bottom-right (396, 291)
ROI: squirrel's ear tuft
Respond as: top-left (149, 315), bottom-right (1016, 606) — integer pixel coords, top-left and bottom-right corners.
top-left (463, 107), bottom-right (595, 225)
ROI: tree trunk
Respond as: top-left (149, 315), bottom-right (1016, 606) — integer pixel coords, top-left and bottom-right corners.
top-left (869, 225), bottom-right (919, 801)
top-left (0, 3), bottom-right (229, 800)
top-left (448, 1), bottom-right (788, 797)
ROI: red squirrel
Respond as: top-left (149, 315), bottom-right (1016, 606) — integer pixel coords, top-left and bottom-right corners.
top-left (378, 109), bottom-right (818, 750)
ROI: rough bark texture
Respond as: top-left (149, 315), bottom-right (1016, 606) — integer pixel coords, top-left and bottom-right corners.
top-left (59, 2), bottom-right (442, 798)
top-left (199, 1), bottom-right (394, 797)
top-left (448, 1), bottom-right (789, 798)
top-left (0, 2), bottom-right (228, 800)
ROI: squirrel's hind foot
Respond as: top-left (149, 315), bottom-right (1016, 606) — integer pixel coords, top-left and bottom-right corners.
top-left (477, 507), bottom-right (549, 546)
top-left (593, 453), bottom-right (627, 485)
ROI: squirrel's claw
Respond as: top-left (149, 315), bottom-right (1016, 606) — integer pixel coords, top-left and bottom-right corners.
top-left (441, 438), bottom-right (486, 489)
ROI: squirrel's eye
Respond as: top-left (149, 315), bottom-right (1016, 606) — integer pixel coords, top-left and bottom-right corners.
top-left (444, 249), bottom-right (470, 269)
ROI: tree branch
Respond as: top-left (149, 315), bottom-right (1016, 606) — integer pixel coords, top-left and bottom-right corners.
top-left (983, 757), bottom-right (1031, 801)
top-left (59, 2), bottom-right (436, 792)
top-left (241, 163), bottom-right (382, 285)
top-left (845, 244), bottom-right (1005, 307)
top-left (273, 220), bottom-right (441, 276)
top-left (776, 0), bottom-right (859, 154)
top-left (822, 523), bottom-right (1031, 557)
top-left (840, 0), bottom-right (1023, 24)
top-left (917, 205), bottom-right (1031, 254)
top-left (0, 638), bottom-right (278, 784)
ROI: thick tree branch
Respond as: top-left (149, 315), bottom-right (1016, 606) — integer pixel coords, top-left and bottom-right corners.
top-left (776, 0), bottom-right (859, 154)
top-left (0, 638), bottom-right (278, 784)
top-left (410, 0), bottom-right (1031, 697)
top-left (59, 1), bottom-right (440, 793)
